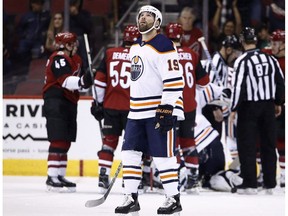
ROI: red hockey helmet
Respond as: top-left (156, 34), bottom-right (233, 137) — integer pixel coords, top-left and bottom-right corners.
top-left (123, 25), bottom-right (140, 42)
top-left (271, 29), bottom-right (285, 42)
top-left (54, 32), bottom-right (78, 49)
top-left (165, 23), bottom-right (183, 40)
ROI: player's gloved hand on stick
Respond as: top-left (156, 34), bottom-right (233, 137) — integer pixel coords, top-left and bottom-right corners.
top-left (155, 104), bottom-right (174, 134)
top-left (79, 70), bottom-right (94, 89)
top-left (90, 101), bottom-right (104, 121)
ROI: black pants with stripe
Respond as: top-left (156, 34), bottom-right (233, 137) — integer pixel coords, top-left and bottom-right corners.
top-left (237, 100), bottom-right (277, 188)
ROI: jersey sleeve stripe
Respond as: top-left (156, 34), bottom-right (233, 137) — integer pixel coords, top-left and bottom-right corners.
top-left (130, 100), bottom-right (161, 107)
top-left (163, 77), bottom-right (183, 83)
top-left (195, 127), bottom-right (213, 144)
top-left (164, 81), bottom-right (184, 88)
top-left (163, 88), bottom-right (184, 92)
top-left (130, 95), bottom-right (162, 101)
top-left (94, 80), bottom-right (107, 87)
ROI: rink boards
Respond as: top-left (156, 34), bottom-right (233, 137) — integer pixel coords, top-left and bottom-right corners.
top-left (3, 96), bottom-right (122, 177)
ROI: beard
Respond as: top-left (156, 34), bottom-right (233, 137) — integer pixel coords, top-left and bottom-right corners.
top-left (139, 22), bottom-right (153, 32)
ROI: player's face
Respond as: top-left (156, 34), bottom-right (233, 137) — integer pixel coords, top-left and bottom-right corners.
top-left (271, 41), bottom-right (283, 56)
top-left (138, 12), bottom-right (155, 32)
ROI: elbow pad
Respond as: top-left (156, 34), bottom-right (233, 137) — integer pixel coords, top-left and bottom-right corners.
top-left (62, 76), bottom-right (81, 90)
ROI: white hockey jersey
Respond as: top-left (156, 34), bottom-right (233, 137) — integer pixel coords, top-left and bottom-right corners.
top-left (128, 34), bottom-right (184, 120)
top-left (195, 83), bottom-right (223, 152)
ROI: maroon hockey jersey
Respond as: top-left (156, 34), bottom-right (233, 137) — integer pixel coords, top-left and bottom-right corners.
top-left (177, 46), bottom-right (209, 113)
top-left (43, 51), bottom-right (82, 104)
top-left (95, 47), bottom-right (130, 111)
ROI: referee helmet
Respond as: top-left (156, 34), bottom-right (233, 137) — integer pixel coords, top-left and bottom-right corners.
top-left (239, 27), bottom-right (257, 44)
top-left (222, 35), bottom-right (240, 49)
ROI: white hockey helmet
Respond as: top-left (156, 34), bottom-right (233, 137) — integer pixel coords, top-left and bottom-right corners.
top-left (136, 5), bottom-right (162, 34)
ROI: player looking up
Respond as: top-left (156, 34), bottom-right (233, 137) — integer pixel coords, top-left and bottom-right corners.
top-left (115, 5), bottom-right (184, 215)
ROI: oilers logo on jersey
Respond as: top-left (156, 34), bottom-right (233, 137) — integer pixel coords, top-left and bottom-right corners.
top-left (131, 55), bottom-right (144, 81)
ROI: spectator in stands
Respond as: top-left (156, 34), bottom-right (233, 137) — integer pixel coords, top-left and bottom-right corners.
top-left (16, 0), bottom-right (50, 62)
top-left (14, 0), bottom-right (50, 76)
top-left (178, 6), bottom-right (203, 57)
top-left (266, 0), bottom-right (285, 32)
top-left (3, 12), bottom-right (13, 75)
top-left (45, 12), bottom-right (64, 56)
top-left (69, 0), bottom-right (93, 71)
top-left (256, 23), bottom-right (271, 50)
top-left (210, 0), bottom-right (242, 51)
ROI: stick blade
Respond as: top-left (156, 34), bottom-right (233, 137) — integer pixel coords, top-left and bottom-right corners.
top-left (85, 197), bottom-right (105, 208)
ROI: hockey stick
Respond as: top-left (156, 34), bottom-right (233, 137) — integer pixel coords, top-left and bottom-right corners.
top-left (83, 34), bottom-right (103, 138)
top-left (85, 161), bottom-right (122, 207)
top-left (198, 37), bottom-right (221, 85)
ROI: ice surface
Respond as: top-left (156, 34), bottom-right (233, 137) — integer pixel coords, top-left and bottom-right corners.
top-left (3, 176), bottom-right (286, 216)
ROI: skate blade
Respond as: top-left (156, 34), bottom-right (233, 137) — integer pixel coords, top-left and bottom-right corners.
top-left (158, 212), bottom-right (180, 216)
top-left (116, 211), bottom-right (140, 216)
top-left (61, 186), bottom-right (76, 193)
top-left (137, 188), bottom-right (144, 195)
top-left (185, 187), bottom-right (200, 195)
top-left (98, 187), bottom-right (108, 194)
top-left (46, 185), bottom-right (63, 193)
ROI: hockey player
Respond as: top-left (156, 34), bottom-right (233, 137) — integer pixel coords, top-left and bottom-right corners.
top-left (90, 25), bottom-right (140, 192)
top-left (176, 81), bottom-right (234, 191)
top-left (165, 22), bottom-right (210, 194)
top-left (203, 35), bottom-right (241, 137)
top-left (43, 32), bottom-right (93, 192)
top-left (270, 29), bottom-right (285, 188)
top-left (194, 83), bottom-right (231, 189)
top-left (115, 5), bottom-right (184, 215)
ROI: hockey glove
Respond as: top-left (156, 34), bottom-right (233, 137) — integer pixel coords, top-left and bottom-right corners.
top-left (79, 70), bottom-right (94, 89)
top-left (155, 104), bottom-right (174, 134)
top-left (222, 88), bottom-right (231, 99)
top-left (90, 101), bottom-right (104, 121)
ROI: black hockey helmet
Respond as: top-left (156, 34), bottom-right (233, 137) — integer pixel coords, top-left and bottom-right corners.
top-left (222, 35), bottom-right (240, 49)
top-left (239, 27), bottom-right (257, 43)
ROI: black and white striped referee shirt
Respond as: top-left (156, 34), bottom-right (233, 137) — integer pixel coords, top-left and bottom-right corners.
top-left (205, 52), bottom-right (228, 86)
top-left (231, 48), bottom-right (285, 111)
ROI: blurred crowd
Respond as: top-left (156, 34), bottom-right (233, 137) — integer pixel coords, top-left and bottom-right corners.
top-left (3, 0), bottom-right (285, 84)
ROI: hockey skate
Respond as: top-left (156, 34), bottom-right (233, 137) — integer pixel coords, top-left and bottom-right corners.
top-left (115, 193), bottom-right (140, 215)
top-left (184, 168), bottom-right (200, 194)
top-left (236, 185), bottom-right (257, 195)
top-left (46, 176), bottom-right (63, 192)
top-left (257, 172), bottom-right (264, 188)
top-left (280, 173), bottom-right (285, 188)
top-left (157, 194), bottom-right (182, 215)
top-left (98, 167), bottom-right (109, 193)
top-left (58, 176), bottom-right (76, 192)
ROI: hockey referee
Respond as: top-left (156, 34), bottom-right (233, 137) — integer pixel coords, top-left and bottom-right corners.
top-left (230, 27), bottom-right (285, 194)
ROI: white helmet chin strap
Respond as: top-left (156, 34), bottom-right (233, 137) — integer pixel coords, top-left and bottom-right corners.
top-left (138, 21), bottom-right (159, 35)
